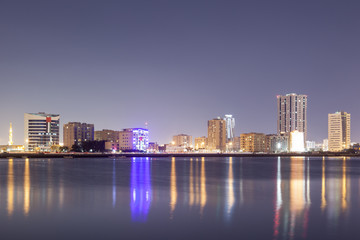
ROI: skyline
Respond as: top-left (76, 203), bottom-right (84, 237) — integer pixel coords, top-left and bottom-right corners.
top-left (1, 1), bottom-right (360, 144)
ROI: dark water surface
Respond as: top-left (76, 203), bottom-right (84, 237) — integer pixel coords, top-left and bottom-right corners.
top-left (0, 156), bottom-right (359, 239)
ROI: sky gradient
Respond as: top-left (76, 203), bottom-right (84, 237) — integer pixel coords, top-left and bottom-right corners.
top-left (1, 0), bottom-right (360, 145)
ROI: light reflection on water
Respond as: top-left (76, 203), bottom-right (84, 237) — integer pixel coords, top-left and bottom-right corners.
top-left (0, 157), bottom-right (360, 239)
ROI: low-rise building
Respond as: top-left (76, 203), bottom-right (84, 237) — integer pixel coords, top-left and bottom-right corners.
top-left (63, 122), bottom-right (94, 148)
top-left (195, 136), bottom-right (207, 150)
top-left (119, 128), bottom-right (149, 151)
top-left (240, 133), bottom-right (267, 152)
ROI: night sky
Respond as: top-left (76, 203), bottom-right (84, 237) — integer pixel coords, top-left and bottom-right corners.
top-left (1, 0), bottom-right (360, 145)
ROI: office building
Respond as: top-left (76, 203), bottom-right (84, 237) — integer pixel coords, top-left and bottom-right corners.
top-left (24, 112), bottom-right (60, 151)
top-left (240, 133), bottom-right (266, 152)
top-left (63, 122), bottom-right (94, 148)
top-left (119, 128), bottom-right (149, 151)
top-left (328, 111), bottom-right (351, 151)
top-left (277, 93), bottom-right (307, 140)
top-left (207, 117), bottom-right (226, 152)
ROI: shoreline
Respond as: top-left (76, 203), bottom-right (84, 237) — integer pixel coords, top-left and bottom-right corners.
top-left (0, 152), bottom-right (359, 159)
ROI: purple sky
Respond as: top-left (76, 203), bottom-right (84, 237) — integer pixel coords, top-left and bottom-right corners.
top-left (1, 0), bottom-right (360, 145)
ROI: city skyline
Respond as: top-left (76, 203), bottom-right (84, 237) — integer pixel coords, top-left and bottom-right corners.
top-left (1, 1), bottom-right (360, 145)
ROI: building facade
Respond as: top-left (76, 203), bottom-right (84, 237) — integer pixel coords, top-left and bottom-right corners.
top-left (194, 136), bottom-right (207, 150)
top-left (269, 134), bottom-right (289, 153)
top-left (24, 112), bottom-right (60, 151)
top-left (328, 111), bottom-right (351, 152)
top-left (94, 129), bottom-right (120, 143)
top-left (277, 93), bottom-right (307, 140)
top-left (119, 128), bottom-right (149, 151)
top-left (207, 118), bottom-right (226, 152)
top-left (63, 122), bottom-right (94, 148)
top-left (172, 134), bottom-right (193, 148)
top-left (224, 114), bottom-right (235, 143)
top-left (240, 133), bottom-right (266, 152)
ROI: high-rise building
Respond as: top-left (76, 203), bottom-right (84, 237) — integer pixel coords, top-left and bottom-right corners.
top-left (24, 112), bottom-right (60, 151)
top-left (240, 133), bottom-right (266, 152)
top-left (224, 114), bottom-right (235, 143)
top-left (63, 122), bottom-right (94, 148)
top-left (207, 117), bottom-right (226, 152)
top-left (119, 128), bottom-right (149, 151)
top-left (172, 134), bottom-right (193, 148)
top-left (277, 93), bottom-right (307, 140)
top-left (328, 111), bottom-right (351, 152)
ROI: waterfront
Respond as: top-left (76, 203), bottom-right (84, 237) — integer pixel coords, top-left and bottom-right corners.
top-left (0, 156), bottom-right (360, 239)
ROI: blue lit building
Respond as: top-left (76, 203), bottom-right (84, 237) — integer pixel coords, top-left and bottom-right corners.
top-left (119, 128), bottom-right (149, 151)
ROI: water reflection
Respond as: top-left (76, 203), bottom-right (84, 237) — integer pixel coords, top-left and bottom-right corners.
top-left (170, 157), bottom-right (177, 218)
top-left (324, 157), bottom-right (350, 228)
top-left (200, 157), bottom-right (207, 215)
top-left (225, 157), bottom-right (234, 220)
top-left (186, 158), bottom-right (207, 217)
top-left (7, 159), bottom-right (14, 216)
top-left (130, 157), bottom-right (152, 222)
top-left (24, 158), bottom-right (30, 216)
top-left (1, 157), bottom-right (360, 239)
top-left (273, 157), bottom-right (311, 240)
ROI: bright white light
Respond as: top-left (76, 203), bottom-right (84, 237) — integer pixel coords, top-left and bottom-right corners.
top-left (290, 131), bottom-right (305, 152)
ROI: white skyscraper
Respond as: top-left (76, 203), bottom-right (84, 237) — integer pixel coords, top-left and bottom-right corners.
top-left (224, 114), bottom-right (235, 143)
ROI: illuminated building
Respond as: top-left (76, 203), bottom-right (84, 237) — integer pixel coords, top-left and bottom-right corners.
top-left (63, 122), bottom-right (94, 148)
top-left (172, 134), bottom-right (193, 148)
top-left (0, 123), bottom-right (24, 152)
top-left (232, 136), bottom-right (241, 152)
top-left (277, 93), bottom-right (307, 140)
top-left (290, 130), bottom-right (305, 152)
top-left (240, 133), bottom-right (266, 152)
top-left (207, 117), bottom-right (226, 152)
top-left (147, 142), bottom-right (159, 152)
top-left (322, 139), bottom-right (329, 151)
top-left (194, 136), bottom-right (207, 150)
top-left (328, 111), bottom-right (351, 151)
top-left (224, 114), bottom-right (235, 142)
top-left (306, 141), bottom-right (316, 151)
top-left (269, 134), bottom-right (289, 153)
top-left (119, 128), bottom-right (149, 151)
top-left (8, 123), bottom-right (13, 145)
top-left (24, 112), bottom-right (60, 152)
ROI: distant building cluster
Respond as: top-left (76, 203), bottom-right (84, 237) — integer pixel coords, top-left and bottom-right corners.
top-left (0, 93), bottom-right (357, 153)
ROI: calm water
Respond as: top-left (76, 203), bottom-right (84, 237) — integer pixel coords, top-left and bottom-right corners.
top-left (0, 156), bottom-right (359, 239)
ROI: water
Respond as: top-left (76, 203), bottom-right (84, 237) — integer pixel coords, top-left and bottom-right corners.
top-left (0, 156), bottom-right (359, 239)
